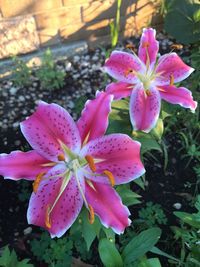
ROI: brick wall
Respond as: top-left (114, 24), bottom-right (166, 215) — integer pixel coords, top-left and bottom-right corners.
top-left (0, 0), bottom-right (162, 59)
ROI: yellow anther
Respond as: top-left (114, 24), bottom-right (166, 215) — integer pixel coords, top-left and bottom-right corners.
top-left (33, 172), bottom-right (45, 193)
top-left (146, 90), bottom-right (151, 97)
top-left (88, 204), bottom-right (95, 224)
top-left (124, 69), bottom-right (134, 77)
top-left (170, 74), bottom-right (174, 86)
top-left (103, 170), bottom-right (115, 187)
top-left (142, 41), bottom-right (149, 48)
top-left (45, 205), bottom-right (52, 229)
top-left (57, 154), bottom-right (65, 161)
top-left (85, 155), bottom-right (96, 172)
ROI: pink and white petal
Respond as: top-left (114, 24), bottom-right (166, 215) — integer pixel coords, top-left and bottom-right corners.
top-left (159, 85), bottom-right (197, 112)
top-left (85, 181), bottom-right (131, 234)
top-left (77, 91), bottom-right (113, 144)
top-left (81, 134), bottom-right (145, 185)
top-left (27, 170), bottom-right (84, 238)
top-left (21, 101), bottom-right (81, 162)
top-left (105, 82), bottom-right (133, 100)
top-left (103, 51), bottom-right (144, 83)
top-left (0, 150), bottom-right (51, 180)
top-left (138, 28), bottom-right (159, 65)
top-left (155, 53), bottom-right (194, 85)
top-left (130, 86), bottom-right (161, 133)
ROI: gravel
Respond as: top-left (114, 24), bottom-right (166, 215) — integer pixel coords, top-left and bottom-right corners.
top-left (0, 32), bottom-right (189, 145)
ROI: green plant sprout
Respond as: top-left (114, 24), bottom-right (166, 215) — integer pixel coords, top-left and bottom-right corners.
top-left (139, 202), bottom-right (168, 227)
top-left (12, 56), bottom-right (32, 87)
top-left (35, 48), bottom-right (65, 90)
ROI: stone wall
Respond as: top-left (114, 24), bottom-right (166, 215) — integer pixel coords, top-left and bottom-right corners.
top-left (0, 0), bottom-right (162, 59)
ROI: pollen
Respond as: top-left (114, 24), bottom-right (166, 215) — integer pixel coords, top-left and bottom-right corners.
top-left (142, 41), bottom-right (149, 48)
top-left (45, 205), bottom-right (52, 229)
top-left (88, 204), bottom-right (95, 224)
top-left (124, 69), bottom-right (134, 77)
top-left (146, 90), bottom-right (151, 97)
top-left (103, 170), bottom-right (115, 186)
top-left (33, 172), bottom-right (45, 193)
top-left (58, 154), bottom-right (65, 161)
top-left (170, 74), bottom-right (174, 86)
top-left (85, 155), bottom-right (96, 172)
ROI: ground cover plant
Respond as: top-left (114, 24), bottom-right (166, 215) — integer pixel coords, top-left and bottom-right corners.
top-left (0, 3), bottom-right (200, 265)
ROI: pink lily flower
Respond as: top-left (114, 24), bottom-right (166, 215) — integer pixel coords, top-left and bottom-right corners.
top-left (0, 91), bottom-right (145, 238)
top-left (104, 28), bottom-right (197, 132)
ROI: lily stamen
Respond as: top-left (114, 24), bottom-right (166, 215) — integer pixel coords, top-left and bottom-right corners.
top-left (33, 172), bottom-right (45, 193)
top-left (103, 170), bottom-right (115, 186)
top-left (170, 74), bottom-right (174, 86)
top-left (45, 205), bottom-right (52, 229)
top-left (88, 204), bottom-right (95, 224)
top-left (145, 90), bottom-right (151, 97)
top-left (58, 154), bottom-right (65, 161)
top-left (85, 155), bottom-right (96, 172)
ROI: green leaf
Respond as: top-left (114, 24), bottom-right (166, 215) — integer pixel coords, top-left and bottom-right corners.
top-left (0, 246), bottom-right (33, 267)
top-left (107, 99), bottom-right (131, 135)
top-left (98, 238), bottom-right (123, 267)
top-left (138, 257), bottom-right (162, 267)
top-left (151, 119), bottom-right (164, 140)
top-left (150, 246), bottom-right (180, 262)
top-left (164, 0), bottom-right (200, 44)
top-left (117, 184), bottom-right (141, 206)
top-left (81, 209), bottom-right (101, 250)
top-left (122, 228), bottom-right (161, 265)
top-left (174, 211), bottom-right (200, 228)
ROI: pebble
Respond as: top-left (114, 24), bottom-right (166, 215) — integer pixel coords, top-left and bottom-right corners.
top-left (23, 227), bottom-right (32, 235)
top-left (10, 87), bottom-right (18, 95)
top-left (173, 203), bottom-right (182, 210)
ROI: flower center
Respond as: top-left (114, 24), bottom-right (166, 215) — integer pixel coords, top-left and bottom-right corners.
top-left (35, 143), bottom-right (115, 229)
top-left (137, 68), bottom-right (155, 91)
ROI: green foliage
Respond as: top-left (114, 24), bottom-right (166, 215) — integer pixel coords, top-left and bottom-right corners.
top-left (0, 246), bottom-right (33, 267)
top-left (98, 239), bottom-right (123, 267)
top-left (12, 56), bottom-right (32, 87)
top-left (116, 184), bottom-right (142, 206)
top-left (164, 0), bottom-right (200, 44)
top-left (30, 232), bottom-right (73, 267)
top-left (73, 95), bottom-right (88, 117)
top-left (110, 0), bottom-right (122, 48)
top-left (122, 227), bottom-right (161, 265)
top-left (138, 202), bottom-right (168, 227)
top-left (35, 48), bottom-right (65, 90)
top-left (171, 195), bottom-right (200, 266)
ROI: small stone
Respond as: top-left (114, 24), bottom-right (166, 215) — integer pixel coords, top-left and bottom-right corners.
top-left (14, 140), bottom-right (21, 146)
top-left (173, 203), bottom-right (182, 210)
top-left (10, 87), bottom-right (18, 95)
top-left (68, 101), bottom-right (75, 109)
top-left (23, 227), bottom-right (32, 235)
top-left (13, 122), bottom-right (19, 128)
top-left (65, 61), bottom-right (72, 71)
top-left (19, 95), bottom-right (25, 101)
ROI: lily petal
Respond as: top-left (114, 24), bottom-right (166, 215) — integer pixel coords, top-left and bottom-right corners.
top-left (159, 85), bottom-right (197, 112)
top-left (155, 53), bottom-right (194, 85)
top-left (27, 168), bottom-right (84, 238)
top-left (77, 91), bottom-right (113, 144)
top-left (105, 82), bottom-right (133, 100)
top-left (0, 150), bottom-right (50, 180)
top-left (85, 181), bottom-right (131, 234)
top-left (130, 85), bottom-right (161, 133)
top-left (80, 134), bottom-right (145, 185)
top-left (138, 28), bottom-right (159, 65)
top-left (21, 101), bottom-right (81, 162)
top-left (103, 51), bottom-right (144, 83)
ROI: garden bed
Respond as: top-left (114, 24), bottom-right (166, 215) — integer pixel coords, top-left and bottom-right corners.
top-left (0, 32), bottom-right (199, 267)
